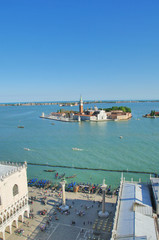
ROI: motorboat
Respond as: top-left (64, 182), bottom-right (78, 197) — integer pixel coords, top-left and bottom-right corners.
top-left (72, 148), bottom-right (83, 151)
top-left (24, 148), bottom-right (31, 151)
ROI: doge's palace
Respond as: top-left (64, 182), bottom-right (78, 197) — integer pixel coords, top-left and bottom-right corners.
top-left (0, 161), bottom-right (29, 240)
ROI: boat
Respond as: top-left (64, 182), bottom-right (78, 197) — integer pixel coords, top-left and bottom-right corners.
top-left (58, 173), bottom-right (65, 179)
top-left (44, 170), bottom-right (56, 172)
top-left (72, 148), bottom-right (83, 151)
top-left (66, 174), bottom-right (76, 179)
top-left (51, 123), bottom-right (55, 125)
top-left (18, 126), bottom-right (24, 128)
top-left (119, 136), bottom-right (123, 139)
top-left (24, 148), bottom-right (31, 151)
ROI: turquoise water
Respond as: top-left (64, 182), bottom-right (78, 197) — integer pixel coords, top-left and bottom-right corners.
top-left (0, 102), bottom-right (159, 188)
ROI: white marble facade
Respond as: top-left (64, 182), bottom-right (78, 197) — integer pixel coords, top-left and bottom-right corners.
top-left (0, 162), bottom-right (29, 240)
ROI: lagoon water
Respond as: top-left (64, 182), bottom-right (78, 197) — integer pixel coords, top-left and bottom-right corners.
top-left (0, 102), bottom-right (159, 188)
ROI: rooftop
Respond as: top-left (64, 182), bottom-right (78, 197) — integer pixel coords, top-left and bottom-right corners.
top-left (0, 164), bottom-right (18, 178)
top-left (0, 162), bottom-right (26, 179)
top-left (114, 181), bottom-right (157, 240)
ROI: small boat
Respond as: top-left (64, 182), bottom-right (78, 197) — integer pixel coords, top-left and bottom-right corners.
top-left (66, 174), bottom-right (76, 179)
top-left (51, 123), bottom-right (55, 125)
top-left (24, 148), bottom-right (31, 151)
top-left (18, 126), bottom-right (24, 128)
top-left (58, 173), bottom-right (65, 179)
top-left (119, 136), bottom-right (123, 139)
top-left (72, 148), bottom-right (83, 151)
top-left (44, 170), bottom-right (56, 172)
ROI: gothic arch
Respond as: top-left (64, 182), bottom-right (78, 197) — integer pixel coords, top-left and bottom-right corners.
top-left (3, 215), bottom-right (6, 222)
top-left (13, 207), bottom-right (16, 214)
top-left (7, 212), bottom-right (9, 219)
top-left (10, 209), bottom-right (13, 216)
top-left (18, 214), bottom-right (23, 222)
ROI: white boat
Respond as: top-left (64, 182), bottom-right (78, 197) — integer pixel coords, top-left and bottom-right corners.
top-left (72, 147), bottom-right (83, 151)
top-left (119, 136), bottom-right (123, 139)
top-left (24, 148), bottom-right (31, 151)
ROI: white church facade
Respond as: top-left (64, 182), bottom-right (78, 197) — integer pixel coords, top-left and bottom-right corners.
top-left (0, 161), bottom-right (29, 240)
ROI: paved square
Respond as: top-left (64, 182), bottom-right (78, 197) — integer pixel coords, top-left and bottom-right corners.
top-left (6, 188), bottom-right (117, 240)
top-left (47, 224), bottom-right (80, 240)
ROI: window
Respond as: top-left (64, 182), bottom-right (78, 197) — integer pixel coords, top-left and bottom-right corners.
top-left (13, 184), bottom-right (19, 196)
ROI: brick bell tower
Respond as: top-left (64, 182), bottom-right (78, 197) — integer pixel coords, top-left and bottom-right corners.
top-left (79, 96), bottom-right (83, 114)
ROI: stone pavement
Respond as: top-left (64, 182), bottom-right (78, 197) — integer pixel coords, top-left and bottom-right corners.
top-left (5, 187), bottom-right (116, 240)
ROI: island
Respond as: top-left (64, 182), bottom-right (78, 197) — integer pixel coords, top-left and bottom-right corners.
top-left (40, 96), bottom-right (132, 122)
top-left (143, 110), bottom-right (159, 118)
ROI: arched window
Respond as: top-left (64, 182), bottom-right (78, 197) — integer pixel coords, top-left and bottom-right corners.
top-left (13, 184), bottom-right (19, 196)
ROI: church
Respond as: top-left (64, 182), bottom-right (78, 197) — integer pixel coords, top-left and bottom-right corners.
top-left (73, 96), bottom-right (108, 121)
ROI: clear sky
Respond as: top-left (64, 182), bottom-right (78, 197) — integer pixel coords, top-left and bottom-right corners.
top-left (0, 0), bottom-right (159, 103)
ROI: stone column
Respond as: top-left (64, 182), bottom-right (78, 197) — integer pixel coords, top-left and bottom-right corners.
top-left (15, 218), bottom-right (18, 228)
top-left (60, 180), bottom-right (69, 211)
top-left (3, 231), bottom-right (5, 240)
top-left (9, 225), bottom-right (12, 234)
top-left (98, 179), bottom-right (109, 218)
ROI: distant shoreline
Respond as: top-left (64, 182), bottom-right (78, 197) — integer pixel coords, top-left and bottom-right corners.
top-left (0, 100), bottom-right (159, 107)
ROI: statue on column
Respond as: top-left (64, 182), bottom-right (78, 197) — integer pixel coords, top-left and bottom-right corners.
top-left (98, 179), bottom-right (109, 218)
top-left (59, 180), bottom-right (69, 211)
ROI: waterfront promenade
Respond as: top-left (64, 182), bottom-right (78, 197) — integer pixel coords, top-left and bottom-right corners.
top-left (6, 187), bottom-right (117, 240)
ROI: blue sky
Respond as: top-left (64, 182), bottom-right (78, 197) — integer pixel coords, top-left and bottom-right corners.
top-left (0, 0), bottom-right (159, 103)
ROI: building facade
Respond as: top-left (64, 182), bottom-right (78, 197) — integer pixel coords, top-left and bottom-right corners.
top-left (0, 162), bottom-right (29, 240)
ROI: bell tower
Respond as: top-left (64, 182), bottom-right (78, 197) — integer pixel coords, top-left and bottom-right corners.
top-left (79, 96), bottom-right (83, 114)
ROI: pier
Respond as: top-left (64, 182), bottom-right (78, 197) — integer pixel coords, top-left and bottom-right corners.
top-left (24, 162), bottom-right (156, 175)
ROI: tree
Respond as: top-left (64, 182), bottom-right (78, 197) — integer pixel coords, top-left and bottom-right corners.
top-left (150, 110), bottom-right (155, 116)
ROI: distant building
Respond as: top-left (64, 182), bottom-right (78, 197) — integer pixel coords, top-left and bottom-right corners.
top-left (111, 177), bottom-right (158, 240)
top-left (0, 162), bottom-right (29, 240)
top-left (108, 110), bottom-right (132, 120)
top-left (79, 96), bottom-right (83, 114)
